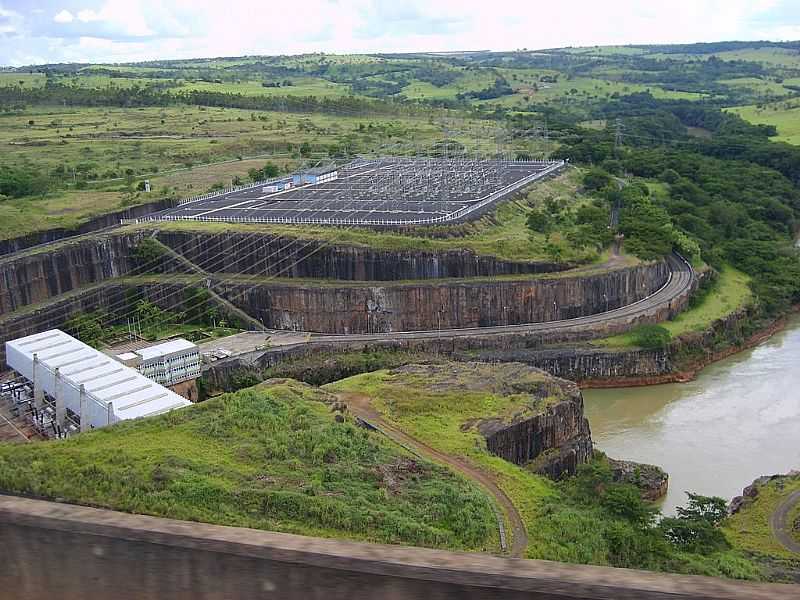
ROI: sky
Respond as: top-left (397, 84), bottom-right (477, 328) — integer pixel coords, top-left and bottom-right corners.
top-left (0, 0), bottom-right (799, 67)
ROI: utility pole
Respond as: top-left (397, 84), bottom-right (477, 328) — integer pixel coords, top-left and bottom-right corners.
top-left (614, 117), bottom-right (624, 155)
top-left (543, 119), bottom-right (549, 157)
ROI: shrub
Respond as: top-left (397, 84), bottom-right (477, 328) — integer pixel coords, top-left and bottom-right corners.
top-left (583, 168), bottom-right (612, 192)
top-left (526, 209), bottom-right (550, 233)
top-left (629, 325), bottom-right (672, 349)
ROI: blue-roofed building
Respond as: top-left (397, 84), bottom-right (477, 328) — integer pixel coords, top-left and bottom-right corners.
top-left (292, 166), bottom-right (339, 186)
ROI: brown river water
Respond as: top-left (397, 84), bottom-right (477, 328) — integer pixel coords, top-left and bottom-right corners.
top-left (583, 315), bottom-right (800, 514)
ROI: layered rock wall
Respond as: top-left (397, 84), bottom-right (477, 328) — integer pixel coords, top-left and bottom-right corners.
top-left (0, 232), bottom-right (150, 315)
top-left (155, 231), bottom-right (569, 280)
top-left (222, 261), bottom-right (669, 333)
top-left (480, 381), bottom-right (593, 479)
top-left (0, 230), bottom-right (577, 317)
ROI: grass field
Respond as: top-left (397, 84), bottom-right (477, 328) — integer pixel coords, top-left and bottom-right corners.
top-left (593, 265), bottom-right (751, 348)
top-left (718, 77), bottom-right (798, 99)
top-left (0, 379), bottom-right (496, 551)
top-left (728, 101), bottom-right (800, 145)
top-left (711, 48), bottom-right (800, 69)
top-left (175, 77), bottom-right (350, 98)
top-left (0, 104), bottom-right (475, 240)
top-left (324, 364), bottom-right (564, 560)
top-left (724, 475), bottom-right (800, 560)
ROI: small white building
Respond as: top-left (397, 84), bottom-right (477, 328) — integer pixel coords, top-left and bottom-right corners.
top-left (292, 166), bottom-right (338, 186)
top-left (5, 330), bottom-right (191, 434)
top-left (262, 178), bottom-right (293, 193)
top-left (117, 338), bottom-right (201, 387)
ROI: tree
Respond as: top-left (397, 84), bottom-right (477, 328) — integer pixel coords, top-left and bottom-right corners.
top-left (601, 484), bottom-right (658, 528)
top-left (133, 239), bottom-right (165, 273)
top-left (65, 311), bottom-right (106, 347)
top-left (659, 168), bottom-right (681, 184)
top-left (676, 493), bottom-right (728, 525)
top-left (526, 209), bottom-right (550, 233)
top-left (262, 162), bottom-right (279, 178)
top-left (660, 493), bottom-right (730, 553)
top-left (629, 324), bottom-right (672, 349)
top-left (299, 142), bottom-right (312, 157)
top-left (619, 193), bottom-right (675, 260)
top-left (583, 168), bottom-right (612, 192)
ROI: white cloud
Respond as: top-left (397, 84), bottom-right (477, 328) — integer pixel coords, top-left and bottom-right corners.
top-left (76, 9), bottom-right (100, 23)
top-left (3, 0), bottom-right (799, 65)
top-left (0, 5), bottom-right (22, 36)
top-left (53, 10), bottom-right (74, 24)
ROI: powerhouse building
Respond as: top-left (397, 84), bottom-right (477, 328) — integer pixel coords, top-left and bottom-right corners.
top-left (115, 338), bottom-right (201, 387)
top-left (5, 329), bottom-right (192, 434)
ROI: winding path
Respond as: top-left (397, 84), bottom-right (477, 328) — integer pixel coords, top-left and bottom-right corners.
top-left (337, 391), bottom-right (529, 558)
top-left (771, 490), bottom-right (800, 554)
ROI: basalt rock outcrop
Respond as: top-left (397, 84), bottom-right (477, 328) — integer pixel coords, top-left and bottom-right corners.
top-left (608, 458), bottom-right (669, 501)
top-left (409, 362), bottom-right (596, 479)
top-left (222, 261), bottom-right (669, 333)
top-left (155, 230), bottom-right (572, 281)
top-left (0, 229), bottom-right (606, 318)
top-left (729, 471), bottom-right (800, 515)
top-left (0, 231), bottom-right (152, 315)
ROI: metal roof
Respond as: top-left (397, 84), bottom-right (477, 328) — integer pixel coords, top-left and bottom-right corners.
top-left (135, 338), bottom-right (197, 362)
top-left (5, 330), bottom-right (191, 428)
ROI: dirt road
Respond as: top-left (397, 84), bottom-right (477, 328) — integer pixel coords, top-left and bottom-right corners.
top-left (771, 489), bottom-right (800, 554)
top-left (337, 391), bottom-right (528, 558)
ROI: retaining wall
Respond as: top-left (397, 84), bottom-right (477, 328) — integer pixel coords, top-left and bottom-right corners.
top-left (0, 495), bottom-right (792, 600)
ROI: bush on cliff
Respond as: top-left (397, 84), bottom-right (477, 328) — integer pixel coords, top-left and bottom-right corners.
top-left (629, 324), bottom-right (672, 349)
top-left (545, 458), bottom-right (760, 578)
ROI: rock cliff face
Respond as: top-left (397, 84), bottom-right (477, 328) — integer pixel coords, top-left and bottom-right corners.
top-left (0, 232), bottom-right (150, 315)
top-left (0, 229), bottom-right (584, 317)
top-left (608, 458), bottom-right (669, 501)
top-left (0, 198), bottom-right (175, 257)
top-left (222, 261), bottom-right (669, 333)
top-left (155, 231), bottom-right (570, 280)
top-left (476, 373), bottom-right (593, 479)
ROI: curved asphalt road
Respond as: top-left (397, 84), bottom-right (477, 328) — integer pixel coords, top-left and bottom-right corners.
top-left (771, 490), bottom-right (800, 554)
top-left (304, 253), bottom-right (693, 345)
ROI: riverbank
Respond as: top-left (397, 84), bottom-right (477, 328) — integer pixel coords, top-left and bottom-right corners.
top-left (583, 315), bottom-right (800, 515)
top-left (580, 307), bottom-right (796, 389)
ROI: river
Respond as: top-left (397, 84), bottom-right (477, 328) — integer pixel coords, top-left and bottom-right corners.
top-left (583, 316), bottom-right (800, 514)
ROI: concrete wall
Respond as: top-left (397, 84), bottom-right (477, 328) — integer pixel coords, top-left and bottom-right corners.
top-left (0, 495), bottom-right (793, 600)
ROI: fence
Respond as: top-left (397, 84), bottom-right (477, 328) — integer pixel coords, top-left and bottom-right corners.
top-left (122, 160), bottom-right (566, 228)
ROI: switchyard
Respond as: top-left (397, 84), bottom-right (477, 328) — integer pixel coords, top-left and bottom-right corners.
top-left (148, 158), bottom-right (565, 226)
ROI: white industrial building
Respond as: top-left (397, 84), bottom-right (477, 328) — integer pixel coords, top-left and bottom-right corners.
top-left (4, 329), bottom-right (192, 437)
top-left (115, 338), bottom-right (201, 387)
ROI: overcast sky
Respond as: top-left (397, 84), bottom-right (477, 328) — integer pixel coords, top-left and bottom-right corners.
top-left (1, 0), bottom-right (799, 67)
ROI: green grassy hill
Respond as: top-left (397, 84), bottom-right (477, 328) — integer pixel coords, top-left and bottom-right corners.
top-left (0, 379), bottom-right (496, 551)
